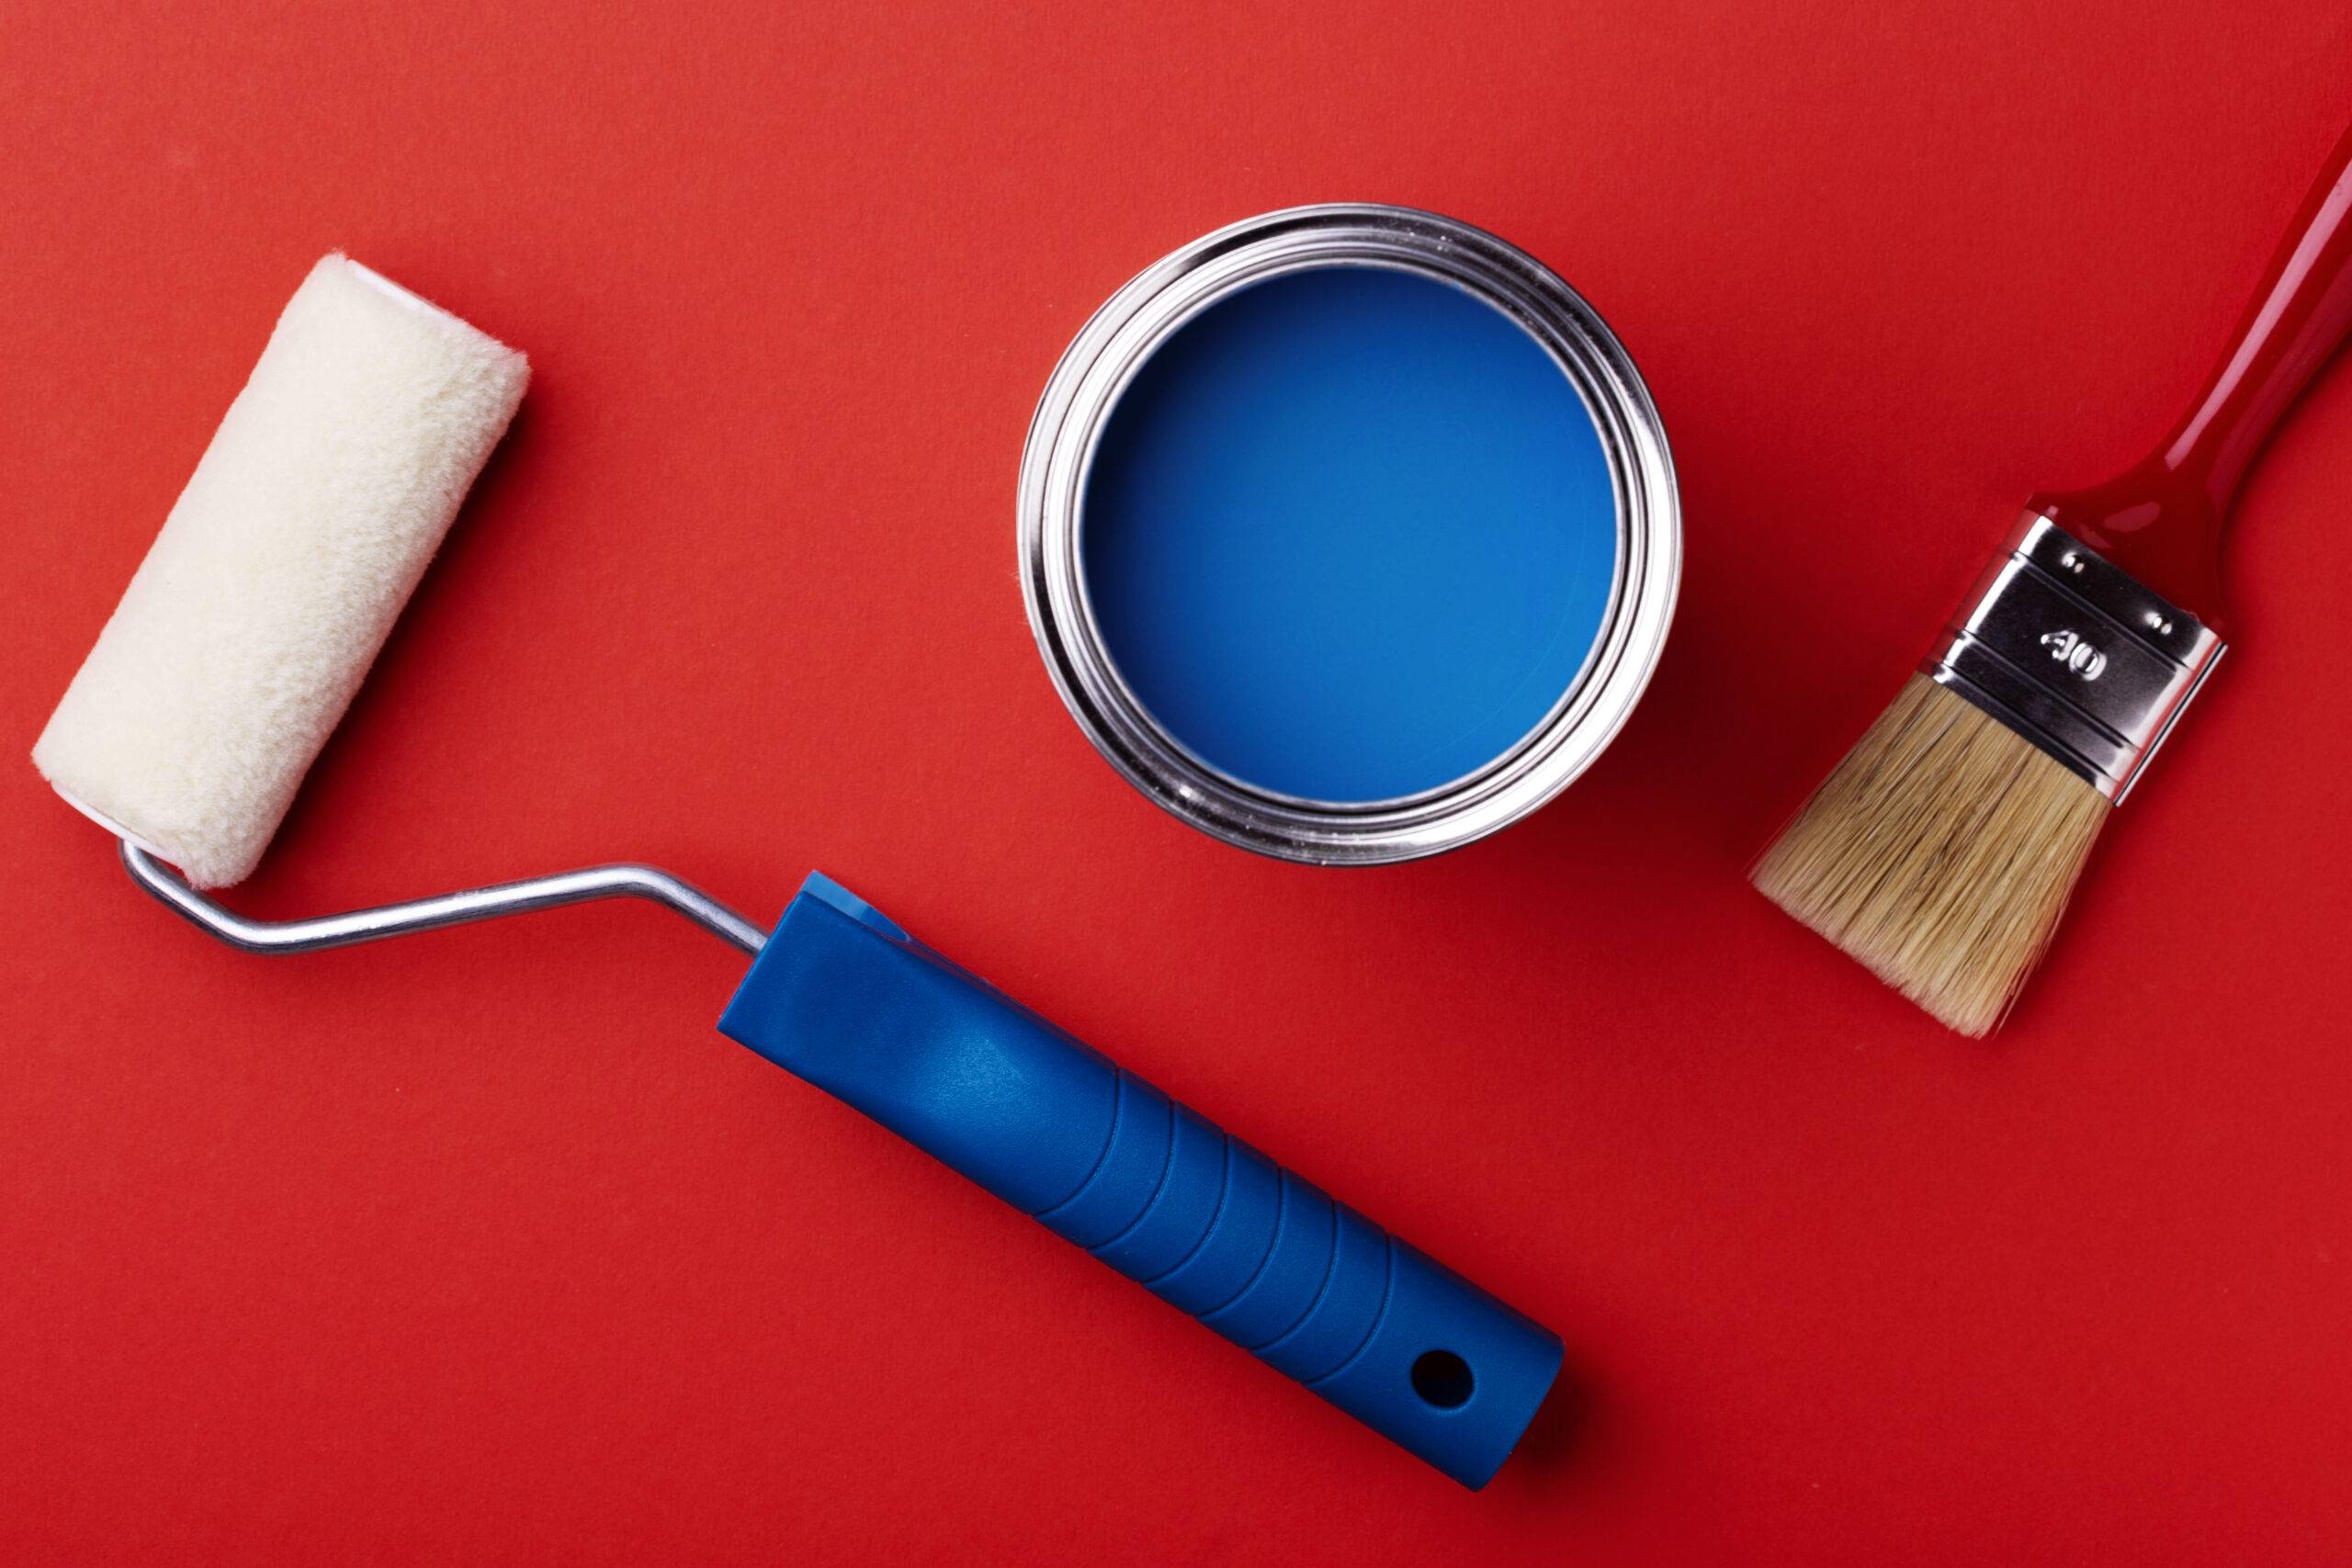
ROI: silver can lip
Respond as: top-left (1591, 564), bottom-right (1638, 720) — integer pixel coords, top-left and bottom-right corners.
top-left (1018, 203), bottom-right (1680, 865)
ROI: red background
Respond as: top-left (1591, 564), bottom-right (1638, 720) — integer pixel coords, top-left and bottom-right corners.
top-left (5, 4), bottom-right (2348, 1562)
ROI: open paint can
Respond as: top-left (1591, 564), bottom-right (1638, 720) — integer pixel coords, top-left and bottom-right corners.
top-left (1020, 205), bottom-right (1679, 864)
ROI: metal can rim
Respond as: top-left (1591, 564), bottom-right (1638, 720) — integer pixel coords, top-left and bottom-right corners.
top-left (1018, 203), bottom-right (1680, 865)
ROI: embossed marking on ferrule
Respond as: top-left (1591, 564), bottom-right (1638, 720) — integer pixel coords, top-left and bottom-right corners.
top-left (2039, 629), bottom-right (2107, 681)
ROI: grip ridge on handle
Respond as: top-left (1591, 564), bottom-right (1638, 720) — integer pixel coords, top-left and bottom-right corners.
top-left (1035, 1069), bottom-right (1168, 1244)
top-left (1151, 1136), bottom-right (1281, 1315)
top-left (717, 874), bottom-right (1564, 1490)
top-left (1063, 1090), bottom-right (1382, 1369)
top-left (1098, 1104), bottom-right (1229, 1283)
top-left (1217, 1176), bottom-right (1336, 1349)
top-left (1275, 1213), bottom-right (1391, 1383)
top-left (1246, 1198), bottom-right (1343, 1354)
top-left (1083, 1093), bottom-right (1178, 1254)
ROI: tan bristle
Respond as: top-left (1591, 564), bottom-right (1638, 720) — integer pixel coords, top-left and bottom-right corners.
top-left (1751, 674), bottom-right (2111, 1037)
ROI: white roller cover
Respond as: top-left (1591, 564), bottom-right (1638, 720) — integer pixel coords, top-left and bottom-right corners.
top-left (32, 254), bottom-right (529, 887)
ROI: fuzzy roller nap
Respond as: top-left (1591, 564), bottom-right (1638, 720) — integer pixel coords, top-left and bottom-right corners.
top-left (33, 255), bottom-right (527, 887)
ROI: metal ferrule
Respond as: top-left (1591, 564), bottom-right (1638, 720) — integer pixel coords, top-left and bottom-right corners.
top-left (1923, 512), bottom-right (2225, 804)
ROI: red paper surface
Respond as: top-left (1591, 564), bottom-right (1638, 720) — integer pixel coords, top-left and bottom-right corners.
top-left (4, 4), bottom-right (2348, 1562)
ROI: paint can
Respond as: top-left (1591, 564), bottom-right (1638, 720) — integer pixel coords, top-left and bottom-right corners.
top-left (1020, 204), bottom-right (1678, 863)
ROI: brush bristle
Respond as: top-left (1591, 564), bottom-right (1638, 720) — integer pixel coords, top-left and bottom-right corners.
top-left (1751, 674), bottom-right (2110, 1037)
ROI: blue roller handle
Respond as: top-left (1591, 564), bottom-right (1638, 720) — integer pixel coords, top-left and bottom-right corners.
top-left (718, 874), bottom-right (1563, 1490)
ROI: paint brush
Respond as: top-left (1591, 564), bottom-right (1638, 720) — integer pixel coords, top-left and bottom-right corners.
top-left (1754, 120), bottom-right (2352, 1036)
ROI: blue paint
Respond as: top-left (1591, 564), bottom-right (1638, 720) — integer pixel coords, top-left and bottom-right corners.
top-left (1081, 265), bottom-right (1619, 804)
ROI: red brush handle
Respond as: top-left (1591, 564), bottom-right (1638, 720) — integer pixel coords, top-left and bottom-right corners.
top-left (2033, 120), bottom-right (2352, 630)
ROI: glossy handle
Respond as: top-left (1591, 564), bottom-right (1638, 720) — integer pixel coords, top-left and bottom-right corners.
top-left (718, 875), bottom-right (1563, 1490)
top-left (2035, 119), bottom-right (2352, 625)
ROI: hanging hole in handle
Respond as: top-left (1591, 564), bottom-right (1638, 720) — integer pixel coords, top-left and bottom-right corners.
top-left (1410, 1348), bottom-right (1475, 1409)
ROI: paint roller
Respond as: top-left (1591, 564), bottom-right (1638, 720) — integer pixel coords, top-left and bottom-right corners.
top-left (32, 254), bottom-right (1562, 1490)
